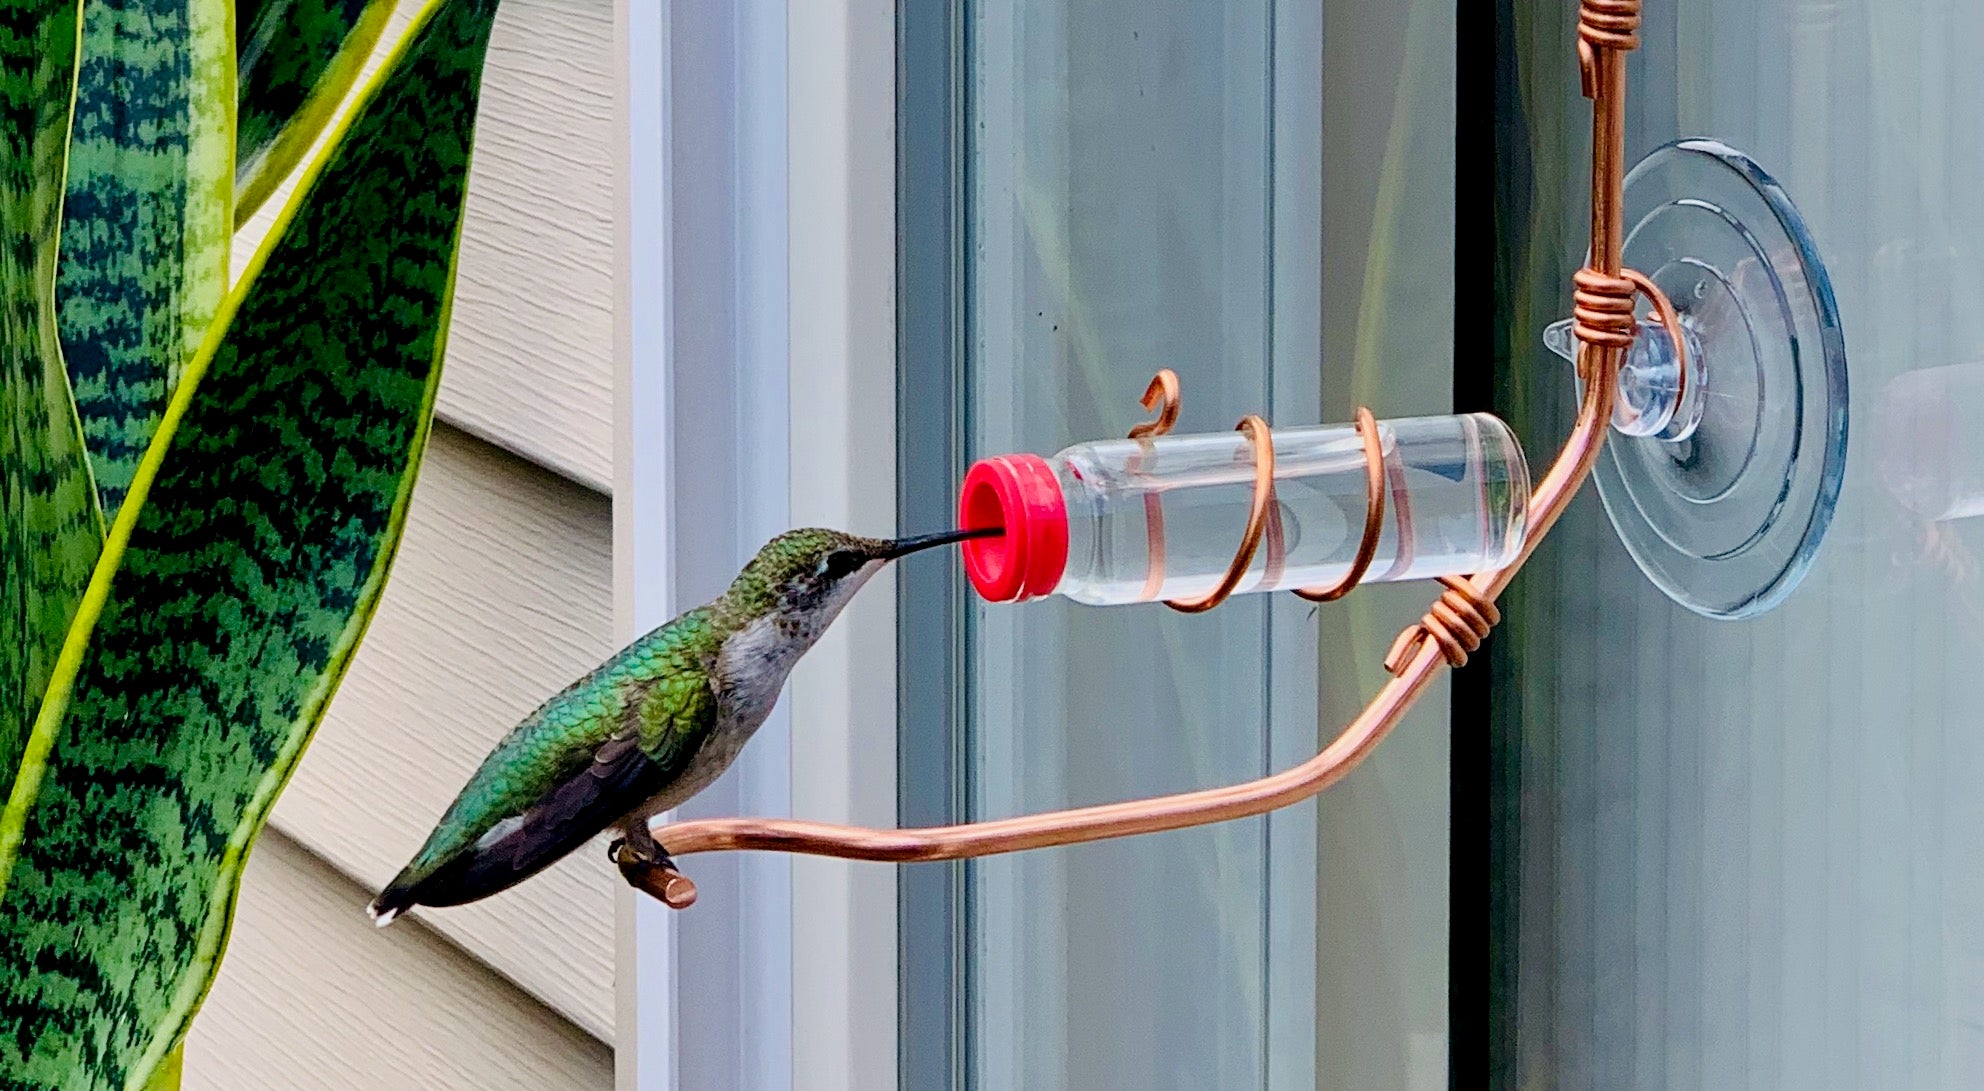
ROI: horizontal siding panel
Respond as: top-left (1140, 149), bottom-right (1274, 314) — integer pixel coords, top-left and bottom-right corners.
top-left (187, 830), bottom-right (613, 1089)
top-left (442, 0), bottom-right (611, 491)
top-left (271, 424), bottom-right (618, 1038)
top-left (231, 0), bottom-right (614, 492)
top-left (440, 0), bottom-right (614, 491)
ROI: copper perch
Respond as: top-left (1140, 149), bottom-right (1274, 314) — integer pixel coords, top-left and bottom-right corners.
top-left (634, 0), bottom-right (1676, 910)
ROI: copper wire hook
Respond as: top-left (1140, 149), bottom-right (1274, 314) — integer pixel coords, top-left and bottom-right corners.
top-left (1622, 268), bottom-right (1689, 413)
top-left (1129, 369), bottom-right (1181, 440)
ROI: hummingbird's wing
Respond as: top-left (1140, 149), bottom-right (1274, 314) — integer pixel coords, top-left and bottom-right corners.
top-left (369, 661), bottom-right (716, 922)
top-left (391, 728), bottom-right (675, 909)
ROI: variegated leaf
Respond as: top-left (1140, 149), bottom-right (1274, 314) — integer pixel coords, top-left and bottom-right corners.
top-left (56, 0), bottom-right (233, 520)
top-left (0, 0), bottom-right (106, 817)
top-left (0, 0), bottom-right (501, 1080)
top-left (234, 0), bottom-right (394, 224)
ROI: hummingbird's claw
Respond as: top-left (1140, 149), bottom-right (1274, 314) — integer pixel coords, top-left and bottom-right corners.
top-left (608, 830), bottom-right (679, 871)
top-left (611, 833), bottom-right (697, 909)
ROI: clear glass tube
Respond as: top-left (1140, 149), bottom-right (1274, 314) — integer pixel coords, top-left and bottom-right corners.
top-left (960, 413), bottom-right (1530, 606)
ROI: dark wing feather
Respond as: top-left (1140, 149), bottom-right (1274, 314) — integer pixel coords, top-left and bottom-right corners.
top-left (377, 728), bottom-right (676, 911)
top-left (370, 648), bottom-right (715, 922)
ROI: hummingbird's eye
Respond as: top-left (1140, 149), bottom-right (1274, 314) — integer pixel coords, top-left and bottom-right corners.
top-left (821, 550), bottom-right (864, 579)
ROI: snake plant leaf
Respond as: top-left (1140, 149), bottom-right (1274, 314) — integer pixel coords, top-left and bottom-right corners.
top-left (0, 0), bottom-right (499, 1078)
top-left (0, 0), bottom-right (107, 804)
top-left (234, 0), bottom-right (394, 226)
top-left (56, 0), bottom-right (233, 522)
top-left (139, 1043), bottom-right (181, 1091)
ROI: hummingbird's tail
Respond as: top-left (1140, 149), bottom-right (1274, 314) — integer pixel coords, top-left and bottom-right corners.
top-left (365, 830), bottom-right (578, 926)
top-left (367, 874), bottom-right (421, 927)
top-left (365, 854), bottom-right (485, 926)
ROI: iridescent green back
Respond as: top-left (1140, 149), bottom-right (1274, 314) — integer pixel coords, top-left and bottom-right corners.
top-left (393, 527), bottom-right (881, 891)
top-left (402, 606), bottom-right (723, 878)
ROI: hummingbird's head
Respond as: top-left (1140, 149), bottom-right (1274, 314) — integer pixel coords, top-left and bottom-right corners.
top-left (729, 526), bottom-right (1000, 638)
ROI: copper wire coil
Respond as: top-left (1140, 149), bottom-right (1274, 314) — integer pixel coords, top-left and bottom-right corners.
top-left (1125, 370), bottom-right (1389, 613)
top-left (1292, 408), bottom-right (1386, 604)
top-left (1572, 268), bottom-right (1641, 349)
top-left (1385, 576), bottom-right (1503, 674)
top-left (1158, 414), bottom-right (1278, 614)
top-left (1578, 0), bottom-right (1642, 49)
top-left (1576, 0), bottom-right (1640, 96)
top-left (1572, 268), bottom-right (1691, 401)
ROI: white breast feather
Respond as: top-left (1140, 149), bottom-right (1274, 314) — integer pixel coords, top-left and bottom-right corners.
top-left (637, 615), bottom-right (797, 812)
top-left (657, 576), bottom-right (875, 815)
top-left (715, 614), bottom-right (796, 733)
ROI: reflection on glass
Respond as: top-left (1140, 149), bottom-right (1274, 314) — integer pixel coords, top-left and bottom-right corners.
top-left (965, 3), bottom-right (1280, 1088)
top-left (1876, 364), bottom-right (1984, 522)
top-left (955, 0), bottom-right (1454, 1083)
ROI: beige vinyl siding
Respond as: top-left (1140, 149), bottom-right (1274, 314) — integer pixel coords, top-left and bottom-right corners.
top-left (271, 423), bottom-right (618, 1037)
top-left (443, 0), bottom-right (614, 491)
top-left (195, 0), bottom-right (619, 1079)
top-left (186, 830), bottom-right (613, 1087)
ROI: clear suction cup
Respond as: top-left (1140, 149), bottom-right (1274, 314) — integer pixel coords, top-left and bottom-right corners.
top-left (1544, 138), bottom-right (1847, 620)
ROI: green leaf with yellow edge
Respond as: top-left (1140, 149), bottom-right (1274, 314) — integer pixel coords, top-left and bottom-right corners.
top-left (139, 1042), bottom-right (182, 1091)
top-left (234, 0), bottom-right (394, 225)
top-left (0, 0), bottom-right (501, 1078)
top-left (56, 0), bottom-right (233, 522)
top-left (0, 0), bottom-right (108, 811)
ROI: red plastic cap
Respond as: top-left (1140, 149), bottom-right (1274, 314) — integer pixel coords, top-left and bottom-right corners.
top-left (958, 454), bottom-right (1068, 602)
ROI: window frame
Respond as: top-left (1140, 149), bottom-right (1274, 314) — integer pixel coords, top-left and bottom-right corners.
top-left (613, 2), bottom-right (898, 1088)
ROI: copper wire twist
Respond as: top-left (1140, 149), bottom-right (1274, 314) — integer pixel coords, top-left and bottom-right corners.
top-left (1125, 369), bottom-right (1387, 613)
top-left (1577, 0), bottom-right (1642, 97)
top-left (1384, 577), bottom-right (1502, 673)
top-left (1384, 190), bottom-right (1683, 677)
top-left (1572, 267), bottom-right (1686, 363)
top-left (1579, 0), bottom-right (1642, 50)
top-left (633, 4), bottom-right (1648, 911)
top-left (1572, 268), bottom-right (1641, 349)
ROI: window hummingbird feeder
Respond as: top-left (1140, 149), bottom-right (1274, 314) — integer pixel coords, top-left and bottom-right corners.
top-left (620, 0), bottom-right (1848, 911)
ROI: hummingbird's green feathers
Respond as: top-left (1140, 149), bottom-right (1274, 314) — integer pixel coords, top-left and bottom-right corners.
top-left (722, 527), bottom-right (890, 613)
top-left (630, 609), bottom-right (724, 755)
top-left (370, 606), bottom-right (721, 919)
top-left (369, 525), bottom-right (985, 923)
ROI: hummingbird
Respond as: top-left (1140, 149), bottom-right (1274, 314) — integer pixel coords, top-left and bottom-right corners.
top-left (367, 525), bottom-right (996, 926)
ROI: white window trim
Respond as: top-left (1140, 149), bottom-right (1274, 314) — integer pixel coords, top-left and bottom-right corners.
top-left (611, 0), bottom-right (677, 1085)
top-left (784, 2), bottom-right (900, 1087)
top-left (615, 1), bottom-right (897, 1088)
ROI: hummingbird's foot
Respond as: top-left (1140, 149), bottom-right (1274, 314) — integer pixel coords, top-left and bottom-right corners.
top-left (612, 822), bottom-right (677, 870)
top-left (612, 824), bottom-right (696, 909)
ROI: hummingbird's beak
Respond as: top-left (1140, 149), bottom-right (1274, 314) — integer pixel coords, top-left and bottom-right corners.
top-left (882, 526), bottom-right (1003, 561)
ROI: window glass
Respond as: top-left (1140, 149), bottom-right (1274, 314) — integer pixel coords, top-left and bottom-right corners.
top-left (964, 3), bottom-right (1281, 1087)
top-left (947, 0), bottom-right (1456, 1086)
top-left (1497, 2), bottom-right (1984, 1085)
